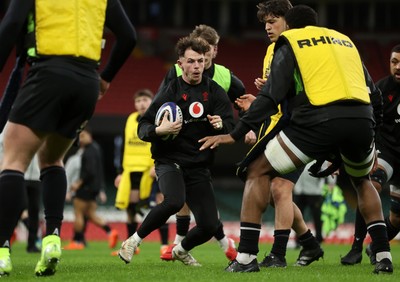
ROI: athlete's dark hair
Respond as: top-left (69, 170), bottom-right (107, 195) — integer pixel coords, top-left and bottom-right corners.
top-left (284, 4), bottom-right (318, 29)
top-left (133, 88), bottom-right (153, 100)
top-left (391, 44), bottom-right (400, 54)
top-left (256, 0), bottom-right (293, 23)
top-left (175, 36), bottom-right (210, 58)
top-left (190, 24), bottom-right (220, 46)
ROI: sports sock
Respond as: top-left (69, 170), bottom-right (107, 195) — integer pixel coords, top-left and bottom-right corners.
top-left (73, 231), bottom-right (85, 242)
top-left (367, 220), bottom-right (390, 254)
top-left (298, 229), bottom-right (319, 249)
top-left (351, 208), bottom-right (367, 250)
top-left (385, 216), bottom-right (400, 241)
top-left (270, 229), bottom-right (290, 259)
top-left (127, 222), bottom-right (138, 238)
top-left (102, 225), bottom-right (111, 234)
top-left (176, 215), bottom-right (191, 236)
top-left (236, 252), bottom-right (257, 264)
top-left (0, 170), bottom-right (25, 246)
top-left (173, 235), bottom-right (185, 244)
top-left (213, 221), bottom-right (225, 241)
top-left (40, 166), bottom-right (67, 236)
top-left (218, 236), bottom-right (229, 251)
top-left (158, 223), bottom-right (169, 245)
top-left (237, 222), bottom-right (261, 255)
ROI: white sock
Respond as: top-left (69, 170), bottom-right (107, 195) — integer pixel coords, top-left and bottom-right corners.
top-left (174, 243), bottom-right (187, 253)
top-left (218, 236), bottom-right (229, 251)
top-left (173, 235), bottom-right (185, 245)
top-left (236, 252), bottom-right (257, 264)
top-left (132, 232), bottom-right (143, 244)
top-left (376, 251), bottom-right (392, 262)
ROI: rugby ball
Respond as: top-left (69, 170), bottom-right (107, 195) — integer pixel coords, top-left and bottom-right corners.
top-left (155, 102), bottom-right (183, 140)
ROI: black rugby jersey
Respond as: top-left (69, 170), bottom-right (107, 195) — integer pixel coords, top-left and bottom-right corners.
top-left (139, 75), bottom-right (235, 168)
top-left (376, 75), bottom-right (400, 154)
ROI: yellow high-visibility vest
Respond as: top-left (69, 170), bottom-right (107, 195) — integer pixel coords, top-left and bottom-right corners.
top-left (281, 26), bottom-right (370, 105)
top-left (29, 0), bottom-right (107, 61)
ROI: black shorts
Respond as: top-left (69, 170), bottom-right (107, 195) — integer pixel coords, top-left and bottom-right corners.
top-left (9, 57), bottom-right (99, 139)
top-left (279, 170), bottom-right (301, 183)
top-left (283, 118), bottom-right (374, 162)
top-left (130, 172), bottom-right (143, 190)
top-left (74, 189), bottom-right (98, 201)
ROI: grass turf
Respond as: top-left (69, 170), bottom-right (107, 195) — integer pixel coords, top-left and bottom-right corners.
top-left (4, 240), bottom-right (399, 281)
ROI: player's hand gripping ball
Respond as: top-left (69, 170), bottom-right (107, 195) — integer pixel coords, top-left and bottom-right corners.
top-left (155, 102), bottom-right (183, 140)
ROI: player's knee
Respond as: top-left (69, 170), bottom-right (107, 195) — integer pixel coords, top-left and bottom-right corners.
top-left (162, 197), bottom-right (185, 214)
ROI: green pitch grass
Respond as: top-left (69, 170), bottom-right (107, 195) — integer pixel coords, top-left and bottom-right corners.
top-left (5, 241), bottom-right (399, 281)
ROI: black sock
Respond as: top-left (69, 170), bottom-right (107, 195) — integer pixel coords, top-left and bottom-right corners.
top-left (40, 166), bottom-right (67, 236)
top-left (0, 170), bottom-right (25, 246)
top-left (21, 217), bottom-right (29, 229)
top-left (158, 223), bottom-right (169, 245)
top-left (385, 216), bottom-right (400, 241)
top-left (298, 229), bottom-right (319, 249)
top-left (73, 231), bottom-right (85, 243)
top-left (103, 225), bottom-right (111, 234)
top-left (237, 222), bottom-right (261, 255)
top-left (127, 222), bottom-right (138, 238)
top-left (367, 220), bottom-right (390, 254)
top-left (271, 229), bottom-right (290, 259)
top-left (213, 221), bottom-right (225, 241)
top-left (352, 208), bottom-right (367, 250)
top-left (176, 215), bottom-right (191, 237)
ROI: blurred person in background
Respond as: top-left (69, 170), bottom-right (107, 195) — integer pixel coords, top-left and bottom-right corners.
top-left (113, 89), bottom-right (169, 256)
top-left (64, 127), bottom-right (118, 251)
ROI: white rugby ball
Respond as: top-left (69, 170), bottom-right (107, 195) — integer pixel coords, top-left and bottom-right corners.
top-left (155, 102), bottom-right (183, 140)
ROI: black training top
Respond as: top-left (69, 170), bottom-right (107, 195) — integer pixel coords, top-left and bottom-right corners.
top-left (376, 75), bottom-right (400, 154)
top-left (139, 75), bottom-right (235, 168)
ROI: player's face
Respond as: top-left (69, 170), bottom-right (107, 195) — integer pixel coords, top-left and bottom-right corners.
top-left (135, 96), bottom-right (152, 116)
top-left (264, 14), bottom-right (287, 42)
top-left (178, 49), bottom-right (205, 85)
top-left (390, 51), bottom-right (400, 83)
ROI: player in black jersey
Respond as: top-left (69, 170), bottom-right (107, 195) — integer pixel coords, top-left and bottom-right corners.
top-left (341, 44), bottom-right (400, 266)
top-left (118, 36), bottom-right (235, 267)
top-left (159, 24), bottom-right (242, 262)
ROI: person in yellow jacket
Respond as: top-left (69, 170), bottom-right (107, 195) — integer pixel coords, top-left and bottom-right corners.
top-left (200, 5), bottom-right (392, 274)
top-left (0, 0), bottom-right (136, 277)
top-left (113, 89), bottom-right (169, 256)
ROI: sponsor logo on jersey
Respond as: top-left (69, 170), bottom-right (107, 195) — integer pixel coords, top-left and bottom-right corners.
top-left (189, 102), bottom-right (204, 118)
